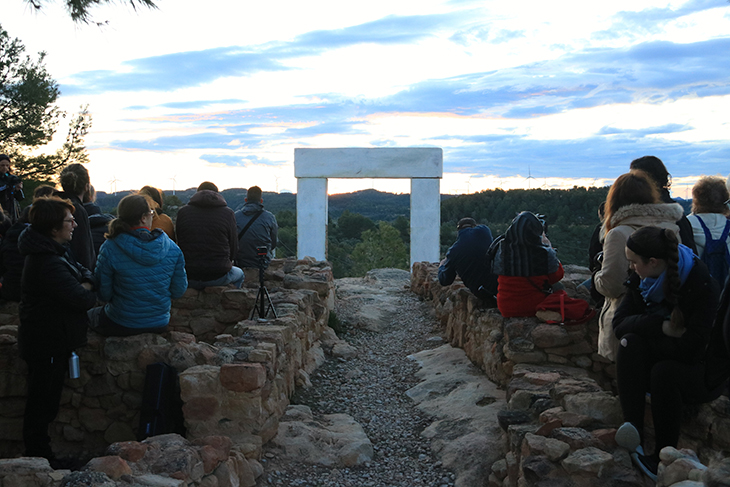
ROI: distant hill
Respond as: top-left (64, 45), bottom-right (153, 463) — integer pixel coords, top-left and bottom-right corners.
top-left (95, 188), bottom-right (427, 223)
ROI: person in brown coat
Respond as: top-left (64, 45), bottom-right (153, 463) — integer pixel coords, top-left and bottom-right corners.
top-left (175, 182), bottom-right (243, 289)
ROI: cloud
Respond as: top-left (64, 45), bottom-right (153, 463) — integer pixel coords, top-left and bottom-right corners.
top-left (109, 132), bottom-right (265, 151)
top-left (444, 133), bottom-right (730, 180)
top-left (160, 99), bottom-right (246, 109)
top-left (199, 154), bottom-right (285, 167)
top-left (598, 124), bottom-right (693, 136)
top-left (594, 0), bottom-right (729, 40)
top-left (62, 13), bottom-right (471, 95)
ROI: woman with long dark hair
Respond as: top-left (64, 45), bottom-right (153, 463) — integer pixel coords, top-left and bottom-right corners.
top-left (89, 194), bottom-right (187, 336)
top-left (613, 226), bottom-right (722, 480)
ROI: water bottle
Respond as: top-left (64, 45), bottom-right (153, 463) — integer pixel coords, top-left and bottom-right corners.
top-left (68, 352), bottom-right (80, 379)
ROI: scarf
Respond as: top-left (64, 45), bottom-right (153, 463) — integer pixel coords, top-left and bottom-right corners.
top-left (639, 244), bottom-right (695, 304)
top-left (492, 211), bottom-right (560, 277)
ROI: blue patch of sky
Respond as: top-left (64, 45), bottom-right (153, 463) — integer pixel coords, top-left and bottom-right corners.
top-left (598, 124), bottom-right (692, 136)
top-left (283, 120), bottom-right (367, 137)
top-left (443, 135), bottom-right (730, 179)
top-left (109, 132), bottom-right (265, 151)
top-left (491, 29), bottom-right (526, 44)
top-left (160, 99), bottom-right (246, 109)
top-left (199, 154), bottom-right (285, 167)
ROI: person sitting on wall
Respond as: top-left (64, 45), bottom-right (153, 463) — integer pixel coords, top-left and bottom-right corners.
top-left (17, 196), bottom-right (96, 464)
top-left (139, 185), bottom-right (176, 241)
top-left (235, 185), bottom-right (278, 270)
top-left (438, 217), bottom-right (498, 305)
top-left (613, 226), bottom-right (721, 481)
top-left (490, 211), bottom-right (564, 317)
top-left (176, 182), bottom-right (244, 290)
top-left (89, 194), bottom-right (187, 336)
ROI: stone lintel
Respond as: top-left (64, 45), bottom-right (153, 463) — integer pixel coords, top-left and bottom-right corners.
top-left (294, 148), bottom-right (443, 178)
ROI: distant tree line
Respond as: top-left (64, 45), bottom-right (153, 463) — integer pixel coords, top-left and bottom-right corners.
top-left (95, 185), bottom-right (694, 277)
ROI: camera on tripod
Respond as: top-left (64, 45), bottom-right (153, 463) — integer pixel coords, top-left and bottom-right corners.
top-left (256, 246), bottom-right (268, 258)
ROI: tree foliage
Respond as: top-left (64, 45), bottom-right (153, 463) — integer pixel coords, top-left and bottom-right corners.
top-left (1, 25), bottom-right (92, 180)
top-left (24, 0), bottom-right (157, 24)
top-left (0, 24), bottom-right (60, 150)
top-left (350, 221), bottom-right (409, 277)
top-left (11, 106), bottom-right (92, 179)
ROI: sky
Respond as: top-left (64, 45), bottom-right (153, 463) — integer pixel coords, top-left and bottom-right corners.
top-left (4, 0), bottom-right (730, 196)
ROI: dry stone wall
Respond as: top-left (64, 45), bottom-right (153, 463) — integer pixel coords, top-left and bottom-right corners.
top-left (411, 261), bottom-right (730, 486)
top-left (0, 257), bottom-right (334, 485)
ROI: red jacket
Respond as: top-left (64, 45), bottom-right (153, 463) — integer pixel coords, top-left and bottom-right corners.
top-left (497, 263), bottom-right (564, 317)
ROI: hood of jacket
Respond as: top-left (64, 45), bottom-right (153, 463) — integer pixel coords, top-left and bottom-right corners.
top-left (241, 201), bottom-right (265, 215)
top-left (89, 212), bottom-right (115, 229)
top-left (84, 202), bottom-right (102, 216)
top-left (610, 202), bottom-right (684, 229)
top-left (18, 226), bottom-right (67, 257)
top-left (188, 190), bottom-right (228, 208)
top-left (107, 228), bottom-right (171, 266)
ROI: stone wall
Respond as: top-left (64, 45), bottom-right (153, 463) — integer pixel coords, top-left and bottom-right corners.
top-left (0, 258), bottom-right (334, 467)
top-left (411, 262), bottom-right (730, 486)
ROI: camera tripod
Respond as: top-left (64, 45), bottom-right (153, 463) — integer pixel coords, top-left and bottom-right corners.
top-left (251, 249), bottom-right (277, 320)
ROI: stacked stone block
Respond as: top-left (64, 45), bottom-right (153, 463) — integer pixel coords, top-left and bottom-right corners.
top-left (0, 258), bottom-right (334, 485)
top-left (411, 261), bottom-right (730, 485)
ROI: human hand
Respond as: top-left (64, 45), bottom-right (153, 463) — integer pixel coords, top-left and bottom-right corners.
top-left (662, 319), bottom-right (686, 337)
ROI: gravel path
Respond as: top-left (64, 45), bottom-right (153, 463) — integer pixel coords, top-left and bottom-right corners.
top-left (255, 283), bottom-right (455, 487)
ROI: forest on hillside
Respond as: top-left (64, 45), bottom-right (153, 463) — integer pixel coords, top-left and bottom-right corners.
top-left (93, 186), bottom-right (692, 278)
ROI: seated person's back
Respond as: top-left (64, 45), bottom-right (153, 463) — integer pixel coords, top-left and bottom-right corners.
top-left (91, 194), bottom-right (187, 336)
top-left (176, 182), bottom-right (242, 289)
top-left (438, 217), bottom-right (497, 301)
top-left (491, 211), bottom-right (563, 317)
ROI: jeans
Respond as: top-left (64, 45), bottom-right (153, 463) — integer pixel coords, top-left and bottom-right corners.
top-left (188, 266), bottom-right (244, 290)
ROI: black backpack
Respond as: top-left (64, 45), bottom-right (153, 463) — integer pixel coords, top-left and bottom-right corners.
top-left (695, 215), bottom-right (730, 287)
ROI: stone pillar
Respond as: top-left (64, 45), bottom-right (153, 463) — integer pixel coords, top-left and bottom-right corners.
top-left (296, 178), bottom-right (328, 261)
top-left (410, 178), bottom-right (441, 268)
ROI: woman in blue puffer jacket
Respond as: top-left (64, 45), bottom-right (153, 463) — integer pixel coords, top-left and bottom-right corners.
top-left (89, 194), bottom-right (187, 336)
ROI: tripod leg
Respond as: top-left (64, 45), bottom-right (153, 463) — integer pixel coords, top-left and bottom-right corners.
top-left (263, 287), bottom-right (277, 319)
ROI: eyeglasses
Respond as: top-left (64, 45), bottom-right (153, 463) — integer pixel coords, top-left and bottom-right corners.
top-left (63, 218), bottom-right (76, 224)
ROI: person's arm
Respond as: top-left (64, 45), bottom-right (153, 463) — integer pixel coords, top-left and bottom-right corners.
top-left (613, 284), bottom-right (665, 339)
top-left (270, 216), bottom-right (278, 251)
top-left (667, 269), bottom-right (719, 363)
top-left (228, 212), bottom-right (238, 261)
top-left (42, 257), bottom-right (97, 311)
top-left (438, 249), bottom-right (457, 286)
top-left (548, 261), bottom-right (564, 284)
top-left (594, 229), bottom-right (631, 299)
top-left (94, 243), bottom-right (114, 302)
top-left (170, 248), bottom-right (188, 299)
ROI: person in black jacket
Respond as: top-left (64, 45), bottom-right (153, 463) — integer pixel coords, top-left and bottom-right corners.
top-left (176, 182), bottom-right (243, 290)
top-left (630, 156), bottom-right (696, 254)
top-left (55, 164), bottom-right (95, 271)
top-left (18, 196), bottom-right (96, 462)
top-left (613, 226), bottom-right (720, 480)
top-left (0, 207), bottom-right (30, 301)
top-left (438, 217), bottom-right (498, 304)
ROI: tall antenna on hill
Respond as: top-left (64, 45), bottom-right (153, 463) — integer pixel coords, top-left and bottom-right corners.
top-left (274, 175), bottom-right (280, 194)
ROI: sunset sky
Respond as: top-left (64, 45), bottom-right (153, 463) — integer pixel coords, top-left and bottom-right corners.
top-left (4, 0), bottom-right (730, 196)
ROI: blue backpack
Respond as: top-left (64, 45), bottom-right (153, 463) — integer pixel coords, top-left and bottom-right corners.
top-left (695, 215), bottom-right (730, 287)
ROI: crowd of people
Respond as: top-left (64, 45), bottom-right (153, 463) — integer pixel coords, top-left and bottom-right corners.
top-left (0, 154), bottom-right (279, 466)
top-left (2, 151), bottom-right (730, 477)
top-left (439, 155), bottom-right (730, 481)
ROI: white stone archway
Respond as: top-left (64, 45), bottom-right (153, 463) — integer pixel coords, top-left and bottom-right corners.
top-left (294, 148), bottom-right (443, 270)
